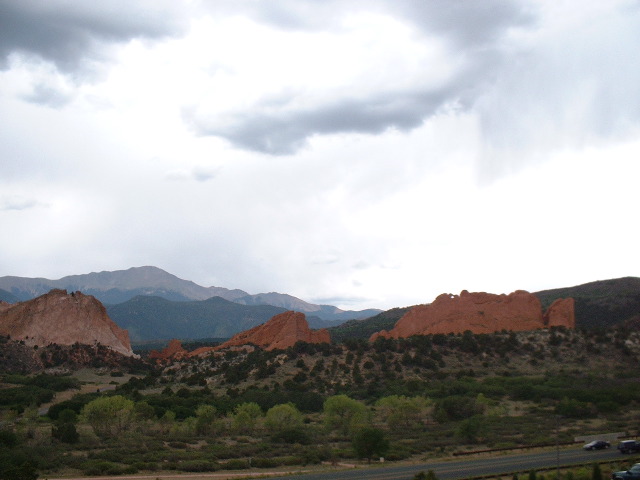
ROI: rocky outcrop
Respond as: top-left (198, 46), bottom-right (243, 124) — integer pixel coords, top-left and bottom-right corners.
top-left (371, 290), bottom-right (575, 341)
top-left (0, 289), bottom-right (135, 356)
top-left (213, 311), bottom-right (330, 352)
top-left (149, 339), bottom-right (188, 362)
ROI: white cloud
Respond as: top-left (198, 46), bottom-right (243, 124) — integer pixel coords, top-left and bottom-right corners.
top-left (1, 1), bottom-right (639, 311)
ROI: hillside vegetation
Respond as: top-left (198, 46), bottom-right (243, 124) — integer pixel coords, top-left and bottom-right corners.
top-left (2, 325), bottom-right (640, 479)
top-left (536, 277), bottom-right (640, 329)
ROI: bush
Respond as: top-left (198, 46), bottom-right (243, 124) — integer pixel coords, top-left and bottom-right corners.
top-left (252, 458), bottom-right (279, 468)
top-left (271, 427), bottom-right (312, 444)
top-left (222, 459), bottom-right (250, 470)
top-left (179, 460), bottom-right (220, 472)
top-left (81, 460), bottom-right (134, 476)
top-left (52, 422), bottom-right (79, 444)
top-left (0, 430), bottom-right (18, 448)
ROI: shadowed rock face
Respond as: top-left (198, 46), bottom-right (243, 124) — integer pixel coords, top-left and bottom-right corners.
top-left (371, 290), bottom-right (575, 341)
top-left (214, 310), bottom-right (331, 352)
top-left (0, 289), bottom-right (134, 356)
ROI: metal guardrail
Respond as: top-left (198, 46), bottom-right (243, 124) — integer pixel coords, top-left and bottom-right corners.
top-left (453, 441), bottom-right (580, 456)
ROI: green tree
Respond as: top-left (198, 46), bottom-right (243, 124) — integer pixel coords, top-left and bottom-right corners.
top-left (56, 408), bottom-right (78, 424)
top-left (352, 427), bottom-right (389, 463)
top-left (265, 403), bottom-right (303, 432)
top-left (81, 395), bottom-right (134, 439)
top-left (232, 402), bottom-right (262, 433)
top-left (159, 410), bottom-right (176, 434)
top-left (323, 394), bottom-right (368, 435)
top-left (456, 415), bottom-right (485, 443)
top-left (376, 395), bottom-right (430, 430)
top-left (195, 404), bottom-right (218, 435)
top-left (434, 395), bottom-right (482, 422)
top-left (52, 422), bottom-right (79, 444)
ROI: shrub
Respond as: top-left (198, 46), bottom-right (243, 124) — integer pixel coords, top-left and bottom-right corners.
top-left (271, 427), bottom-right (311, 444)
top-left (251, 458), bottom-right (279, 468)
top-left (0, 430), bottom-right (18, 448)
top-left (179, 460), bottom-right (220, 472)
top-left (81, 460), bottom-right (133, 476)
top-left (222, 459), bottom-right (250, 470)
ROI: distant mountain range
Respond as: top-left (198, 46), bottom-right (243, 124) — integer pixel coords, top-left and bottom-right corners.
top-left (0, 266), bottom-right (248, 304)
top-left (0, 266), bottom-right (381, 341)
top-left (106, 295), bottom-right (288, 341)
top-left (2, 268), bottom-right (638, 343)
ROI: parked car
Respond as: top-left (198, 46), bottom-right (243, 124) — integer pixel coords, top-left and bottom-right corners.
top-left (618, 440), bottom-right (640, 454)
top-left (611, 463), bottom-right (640, 480)
top-left (584, 440), bottom-right (611, 450)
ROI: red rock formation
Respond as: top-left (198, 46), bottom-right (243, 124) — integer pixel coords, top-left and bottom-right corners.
top-left (371, 290), bottom-right (575, 341)
top-left (213, 311), bottom-right (330, 352)
top-left (0, 289), bottom-right (135, 356)
top-left (544, 298), bottom-right (575, 328)
top-left (149, 339), bottom-right (188, 362)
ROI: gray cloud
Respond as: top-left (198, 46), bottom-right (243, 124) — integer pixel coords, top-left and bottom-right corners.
top-left (187, 0), bottom-right (534, 155)
top-left (391, 0), bottom-right (534, 49)
top-left (211, 0), bottom-right (534, 46)
top-left (184, 86), bottom-right (464, 155)
top-left (21, 82), bottom-right (74, 108)
top-left (0, 0), bottom-right (188, 74)
top-left (1, 196), bottom-right (42, 211)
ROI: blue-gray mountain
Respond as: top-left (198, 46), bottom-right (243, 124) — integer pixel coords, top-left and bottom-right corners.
top-left (106, 295), bottom-right (289, 342)
top-left (0, 266), bottom-right (381, 340)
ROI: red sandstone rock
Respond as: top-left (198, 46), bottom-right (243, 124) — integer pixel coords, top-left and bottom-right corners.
top-left (370, 290), bottom-right (575, 341)
top-left (213, 311), bottom-right (331, 352)
top-left (0, 289), bottom-right (134, 356)
top-left (149, 339), bottom-right (188, 362)
top-left (544, 298), bottom-right (575, 328)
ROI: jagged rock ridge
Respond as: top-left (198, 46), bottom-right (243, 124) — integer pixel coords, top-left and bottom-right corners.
top-left (215, 311), bottom-right (331, 351)
top-left (371, 290), bottom-right (575, 341)
top-left (0, 289), bottom-right (135, 356)
top-left (149, 311), bottom-right (331, 360)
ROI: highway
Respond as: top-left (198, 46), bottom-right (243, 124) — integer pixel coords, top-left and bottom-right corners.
top-left (263, 447), bottom-right (637, 480)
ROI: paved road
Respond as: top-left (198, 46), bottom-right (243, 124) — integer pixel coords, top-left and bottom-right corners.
top-left (261, 447), bottom-right (634, 480)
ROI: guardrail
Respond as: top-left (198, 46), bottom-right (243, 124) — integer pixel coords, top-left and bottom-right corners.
top-left (453, 441), bottom-right (580, 456)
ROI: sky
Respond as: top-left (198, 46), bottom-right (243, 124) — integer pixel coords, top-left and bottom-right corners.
top-left (1, 0), bottom-right (639, 311)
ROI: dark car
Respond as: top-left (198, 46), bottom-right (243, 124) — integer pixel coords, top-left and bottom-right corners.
top-left (611, 463), bottom-right (640, 480)
top-left (618, 440), bottom-right (640, 454)
top-left (584, 440), bottom-right (611, 450)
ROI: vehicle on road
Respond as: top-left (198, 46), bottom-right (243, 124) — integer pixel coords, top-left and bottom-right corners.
top-left (618, 440), bottom-right (640, 454)
top-left (611, 463), bottom-right (640, 480)
top-left (584, 440), bottom-right (610, 450)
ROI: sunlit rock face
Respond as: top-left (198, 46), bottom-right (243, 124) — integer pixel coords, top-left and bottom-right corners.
top-left (0, 289), bottom-right (134, 356)
top-left (149, 339), bottom-right (189, 362)
top-left (370, 290), bottom-right (575, 341)
top-left (214, 310), bottom-right (331, 351)
top-left (543, 297), bottom-right (575, 328)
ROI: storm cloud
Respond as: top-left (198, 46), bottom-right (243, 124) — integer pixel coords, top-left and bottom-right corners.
top-left (1, 1), bottom-right (639, 310)
top-left (0, 0), bottom-right (188, 74)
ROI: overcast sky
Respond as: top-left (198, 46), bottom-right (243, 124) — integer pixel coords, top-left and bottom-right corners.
top-left (1, 0), bottom-right (639, 311)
